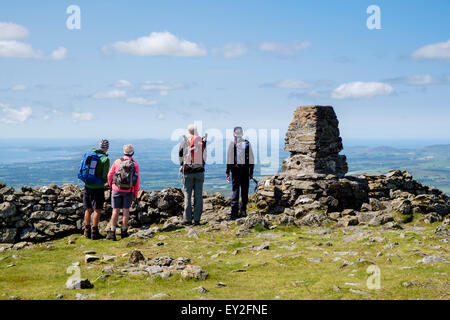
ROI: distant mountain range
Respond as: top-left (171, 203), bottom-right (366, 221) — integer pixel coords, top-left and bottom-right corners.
top-left (345, 144), bottom-right (450, 194)
top-left (0, 140), bottom-right (448, 195)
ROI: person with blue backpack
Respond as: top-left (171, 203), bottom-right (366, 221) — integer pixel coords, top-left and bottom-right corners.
top-left (78, 139), bottom-right (110, 240)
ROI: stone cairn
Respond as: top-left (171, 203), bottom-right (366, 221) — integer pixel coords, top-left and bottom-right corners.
top-left (255, 106), bottom-right (367, 213)
top-left (254, 105), bottom-right (449, 228)
top-left (282, 106), bottom-right (348, 177)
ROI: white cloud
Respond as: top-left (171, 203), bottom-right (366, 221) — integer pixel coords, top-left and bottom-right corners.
top-left (0, 103), bottom-right (32, 124)
top-left (0, 40), bottom-right (66, 60)
top-left (106, 31), bottom-right (207, 57)
top-left (126, 97), bottom-right (157, 105)
top-left (93, 90), bottom-right (126, 99)
top-left (275, 79), bottom-right (311, 89)
top-left (222, 43), bottom-right (248, 59)
top-left (0, 23), bottom-right (66, 60)
top-left (388, 74), bottom-right (436, 86)
top-left (114, 80), bottom-right (132, 88)
top-left (50, 46), bottom-right (67, 60)
top-left (403, 74), bottom-right (435, 85)
top-left (258, 41), bottom-right (311, 55)
top-left (157, 113), bottom-right (165, 120)
top-left (72, 112), bottom-right (94, 122)
top-left (0, 22), bottom-right (29, 39)
top-left (11, 84), bottom-right (27, 91)
top-left (331, 82), bottom-right (394, 99)
top-left (0, 40), bottom-right (43, 58)
top-left (262, 79), bottom-right (334, 90)
top-left (141, 81), bottom-right (184, 96)
top-left (411, 40), bottom-right (450, 60)
top-left (288, 90), bottom-right (331, 100)
top-left (141, 81), bottom-right (184, 91)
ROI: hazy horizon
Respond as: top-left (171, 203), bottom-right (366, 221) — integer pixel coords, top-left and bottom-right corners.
top-left (1, 136), bottom-right (449, 148)
top-left (1, 138), bottom-right (449, 195)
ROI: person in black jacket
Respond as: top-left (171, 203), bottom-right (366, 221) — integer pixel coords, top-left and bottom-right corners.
top-left (226, 127), bottom-right (255, 219)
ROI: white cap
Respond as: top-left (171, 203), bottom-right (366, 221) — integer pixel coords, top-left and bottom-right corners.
top-left (187, 124), bottom-right (197, 136)
top-left (123, 144), bottom-right (134, 155)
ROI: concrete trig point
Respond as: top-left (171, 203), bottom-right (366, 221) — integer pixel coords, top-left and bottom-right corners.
top-left (282, 105), bottom-right (348, 178)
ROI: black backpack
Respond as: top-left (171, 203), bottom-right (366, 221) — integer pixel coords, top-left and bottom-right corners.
top-left (233, 139), bottom-right (250, 166)
top-left (113, 158), bottom-right (138, 190)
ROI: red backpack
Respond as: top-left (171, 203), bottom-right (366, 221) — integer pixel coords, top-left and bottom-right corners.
top-left (182, 135), bottom-right (206, 172)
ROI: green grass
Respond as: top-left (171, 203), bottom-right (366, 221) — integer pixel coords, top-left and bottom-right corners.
top-left (0, 222), bottom-right (448, 300)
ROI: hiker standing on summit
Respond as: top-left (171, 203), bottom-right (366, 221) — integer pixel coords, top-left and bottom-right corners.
top-left (106, 144), bottom-right (140, 241)
top-left (78, 139), bottom-right (110, 240)
top-left (179, 124), bottom-right (207, 226)
top-left (226, 127), bottom-right (255, 219)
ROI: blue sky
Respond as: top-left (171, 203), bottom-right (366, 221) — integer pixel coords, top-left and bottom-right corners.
top-left (0, 0), bottom-right (449, 142)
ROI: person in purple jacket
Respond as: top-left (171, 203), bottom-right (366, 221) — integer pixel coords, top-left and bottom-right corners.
top-left (226, 127), bottom-right (255, 220)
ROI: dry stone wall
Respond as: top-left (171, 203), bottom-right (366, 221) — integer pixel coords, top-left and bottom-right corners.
top-left (0, 182), bottom-right (184, 243)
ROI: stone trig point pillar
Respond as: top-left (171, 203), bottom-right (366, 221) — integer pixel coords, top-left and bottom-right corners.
top-left (282, 106), bottom-right (348, 177)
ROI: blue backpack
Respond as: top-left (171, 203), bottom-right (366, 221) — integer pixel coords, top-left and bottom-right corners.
top-left (78, 151), bottom-right (106, 185)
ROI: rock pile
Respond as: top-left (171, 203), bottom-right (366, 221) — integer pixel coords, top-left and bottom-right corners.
top-left (255, 173), bottom-right (369, 213)
top-left (361, 170), bottom-right (449, 223)
top-left (282, 106), bottom-right (348, 177)
top-left (132, 188), bottom-right (184, 226)
top-left (112, 250), bottom-right (208, 280)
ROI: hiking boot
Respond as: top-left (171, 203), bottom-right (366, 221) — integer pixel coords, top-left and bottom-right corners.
top-left (193, 221), bottom-right (200, 226)
top-left (229, 212), bottom-right (239, 220)
top-left (83, 228), bottom-right (91, 239)
top-left (121, 229), bottom-right (129, 239)
top-left (91, 229), bottom-right (105, 240)
top-left (106, 230), bottom-right (117, 241)
top-left (181, 220), bottom-right (192, 226)
top-left (239, 210), bottom-right (247, 218)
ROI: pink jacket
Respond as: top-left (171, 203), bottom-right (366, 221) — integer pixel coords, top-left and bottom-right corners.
top-left (107, 156), bottom-right (140, 197)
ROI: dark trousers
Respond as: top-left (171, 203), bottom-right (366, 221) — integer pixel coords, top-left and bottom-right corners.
top-left (231, 166), bottom-right (250, 214)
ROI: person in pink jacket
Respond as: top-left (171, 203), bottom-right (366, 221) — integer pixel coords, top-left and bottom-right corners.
top-left (106, 144), bottom-right (140, 241)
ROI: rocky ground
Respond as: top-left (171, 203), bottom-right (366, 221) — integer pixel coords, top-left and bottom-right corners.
top-left (0, 206), bottom-right (449, 300)
top-left (0, 168), bottom-right (449, 300)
